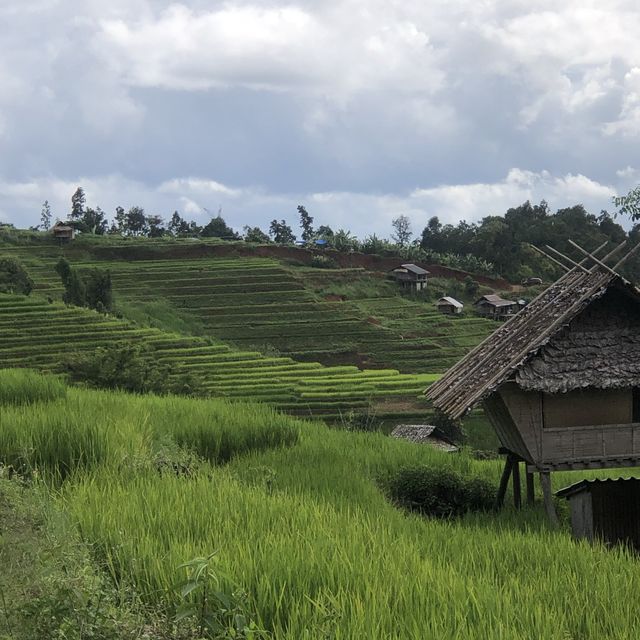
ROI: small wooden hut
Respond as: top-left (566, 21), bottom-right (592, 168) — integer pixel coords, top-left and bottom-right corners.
top-left (556, 478), bottom-right (640, 549)
top-left (427, 240), bottom-right (640, 522)
top-left (436, 296), bottom-right (463, 315)
top-left (52, 221), bottom-right (75, 242)
top-left (474, 294), bottom-right (518, 319)
top-left (389, 264), bottom-right (429, 291)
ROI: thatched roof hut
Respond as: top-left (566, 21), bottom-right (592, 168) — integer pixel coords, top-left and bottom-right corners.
top-left (427, 244), bottom-right (640, 519)
top-left (390, 424), bottom-right (458, 452)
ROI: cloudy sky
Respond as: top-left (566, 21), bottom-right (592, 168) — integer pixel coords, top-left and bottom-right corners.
top-left (1, 0), bottom-right (640, 237)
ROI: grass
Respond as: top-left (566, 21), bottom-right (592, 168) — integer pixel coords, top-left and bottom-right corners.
top-left (2, 371), bottom-right (640, 638)
top-left (0, 368), bottom-right (66, 405)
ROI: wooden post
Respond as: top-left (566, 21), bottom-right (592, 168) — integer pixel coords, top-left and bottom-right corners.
top-left (540, 471), bottom-right (559, 527)
top-left (526, 469), bottom-right (535, 505)
top-left (512, 458), bottom-right (522, 509)
top-left (495, 456), bottom-right (514, 510)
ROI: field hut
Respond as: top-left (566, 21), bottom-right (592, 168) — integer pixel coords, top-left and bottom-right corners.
top-left (436, 296), bottom-right (463, 315)
top-left (427, 240), bottom-right (640, 523)
top-left (52, 221), bottom-right (75, 242)
top-left (390, 424), bottom-right (458, 452)
top-left (474, 294), bottom-right (518, 319)
top-left (389, 264), bottom-right (429, 292)
top-left (556, 478), bottom-right (640, 549)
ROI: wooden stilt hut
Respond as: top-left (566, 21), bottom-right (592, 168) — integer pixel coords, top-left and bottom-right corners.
top-left (426, 240), bottom-right (640, 524)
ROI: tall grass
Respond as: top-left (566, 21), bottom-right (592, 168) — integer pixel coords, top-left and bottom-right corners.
top-left (0, 368), bottom-right (66, 405)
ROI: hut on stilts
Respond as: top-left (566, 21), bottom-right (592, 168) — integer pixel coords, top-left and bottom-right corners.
top-left (427, 239), bottom-right (640, 525)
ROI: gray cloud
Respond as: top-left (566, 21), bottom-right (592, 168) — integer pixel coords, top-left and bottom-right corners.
top-left (1, 1), bottom-right (640, 234)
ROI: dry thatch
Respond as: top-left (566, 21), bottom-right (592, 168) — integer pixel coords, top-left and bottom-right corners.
top-left (390, 424), bottom-right (458, 452)
top-left (427, 267), bottom-right (640, 419)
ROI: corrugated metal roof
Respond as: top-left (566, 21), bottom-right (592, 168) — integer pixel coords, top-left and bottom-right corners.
top-left (397, 263), bottom-right (429, 275)
top-left (437, 296), bottom-right (464, 308)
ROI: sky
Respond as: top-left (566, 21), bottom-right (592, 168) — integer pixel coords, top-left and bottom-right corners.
top-left (1, 0), bottom-right (640, 238)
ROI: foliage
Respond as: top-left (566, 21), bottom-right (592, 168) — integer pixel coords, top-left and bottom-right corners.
top-left (391, 214), bottom-right (412, 247)
top-left (243, 226), bottom-right (271, 243)
top-left (614, 185), bottom-right (640, 220)
top-left (70, 187), bottom-right (86, 222)
top-left (40, 200), bottom-right (52, 230)
top-left (297, 205), bottom-right (314, 242)
top-left (331, 229), bottom-right (358, 252)
top-left (56, 257), bottom-right (112, 311)
top-left (380, 465), bottom-right (496, 518)
top-left (0, 257), bottom-right (33, 294)
top-left (309, 254), bottom-right (338, 269)
top-left (268, 219), bottom-right (296, 244)
top-left (202, 215), bottom-right (240, 240)
top-left (63, 341), bottom-right (201, 395)
top-left (463, 275), bottom-right (480, 298)
top-left (175, 553), bottom-right (269, 639)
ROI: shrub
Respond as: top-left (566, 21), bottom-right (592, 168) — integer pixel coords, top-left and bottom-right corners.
top-left (380, 465), bottom-right (495, 519)
top-left (310, 254), bottom-right (338, 269)
top-left (0, 257), bottom-right (33, 295)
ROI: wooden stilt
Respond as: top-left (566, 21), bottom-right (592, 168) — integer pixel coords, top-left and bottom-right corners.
top-left (495, 456), bottom-right (513, 510)
top-left (526, 470), bottom-right (535, 505)
top-left (512, 458), bottom-right (522, 509)
top-left (540, 471), bottom-right (559, 527)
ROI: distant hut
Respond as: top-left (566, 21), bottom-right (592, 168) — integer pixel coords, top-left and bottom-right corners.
top-left (52, 221), bottom-right (75, 242)
top-left (390, 424), bottom-right (458, 452)
top-left (436, 296), bottom-right (464, 315)
top-left (427, 240), bottom-right (640, 523)
top-left (474, 294), bottom-right (518, 319)
top-left (389, 263), bottom-right (429, 292)
top-left (556, 478), bottom-right (640, 550)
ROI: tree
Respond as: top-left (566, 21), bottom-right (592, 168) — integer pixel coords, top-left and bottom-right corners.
top-left (297, 205), bottom-right (314, 242)
top-left (113, 206), bottom-right (126, 233)
top-left (269, 219), bottom-right (296, 244)
top-left (85, 268), bottom-right (113, 312)
top-left (80, 207), bottom-right (109, 235)
top-left (614, 186), bottom-right (640, 220)
top-left (40, 200), bottom-right (52, 230)
top-left (168, 211), bottom-right (191, 236)
top-left (146, 215), bottom-right (166, 238)
top-left (243, 226), bottom-right (271, 243)
top-left (125, 206), bottom-right (148, 236)
top-left (0, 258), bottom-right (33, 295)
top-left (201, 215), bottom-right (240, 240)
top-left (316, 225), bottom-right (334, 239)
top-left (56, 257), bottom-right (86, 306)
top-left (70, 187), bottom-right (86, 222)
top-left (391, 215), bottom-right (413, 247)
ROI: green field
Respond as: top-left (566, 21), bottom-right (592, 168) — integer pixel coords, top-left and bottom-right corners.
top-left (1, 370), bottom-right (637, 639)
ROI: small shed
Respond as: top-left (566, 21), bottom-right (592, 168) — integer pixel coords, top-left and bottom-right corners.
top-left (52, 221), bottom-right (75, 242)
top-left (389, 264), bottom-right (429, 291)
top-left (436, 296), bottom-right (464, 315)
top-left (390, 424), bottom-right (458, 452)
top-left (474, 294), bottom-right (518, 319)
top-left (556, 478), bottom-right (640, 550)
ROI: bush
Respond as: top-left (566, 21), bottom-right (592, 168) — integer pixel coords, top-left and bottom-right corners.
top-left (0, 257), bottom-right (33, 295)
top-left (310, 254), bottom-right (338, 269)
top-left (380, 465), bottom-right (495, 519)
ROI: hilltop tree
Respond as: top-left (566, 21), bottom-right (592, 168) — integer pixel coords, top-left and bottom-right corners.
top-left (70, 187), bottom-right (86, 222)
top-left (201, 214), bottom-right (240, 240)
top-left (243, 226), bottom-right (271, 243)
top-left (146, 215), bottom-right (166, 238)
top-left (391, 215), bottom-right (412, 247)
top-left (269, 219), bottom-right (296, 244)
top-left (113, 206), bottom-right (126, 233)
top-left (80, 207), bottom-right (109, 235)
top-left (168, 211), bottom-right (191, 236)
top-left (298, 205), bottom-right (314, 242)
top-left (124, 206), bottom-right (149, 236)
top-left (40, 200), bottom-right (52, 230)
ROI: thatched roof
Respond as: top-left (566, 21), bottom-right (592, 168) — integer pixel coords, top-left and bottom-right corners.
top-left (427, 266), bottom-right (640, 419)
top-left (390, 424), bottom-right (458, 452)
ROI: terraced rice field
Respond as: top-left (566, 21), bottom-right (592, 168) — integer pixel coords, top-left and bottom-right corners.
top-left (0, 293), bottom-right (435, 421)
top-left (8, 246), bottom-right (496, 373)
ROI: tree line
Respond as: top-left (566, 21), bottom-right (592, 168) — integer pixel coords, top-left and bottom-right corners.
top-left (31, 187), bottom-right (640, 281)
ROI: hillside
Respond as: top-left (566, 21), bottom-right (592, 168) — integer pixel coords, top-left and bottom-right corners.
top-left (1, 371), bottom-right (638, 639)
